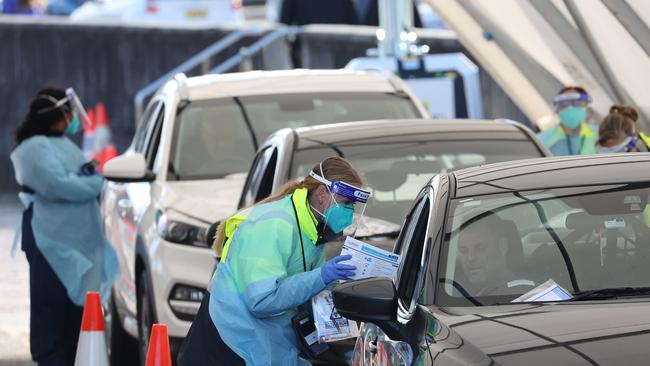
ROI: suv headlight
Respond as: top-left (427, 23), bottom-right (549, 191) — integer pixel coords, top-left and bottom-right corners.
top-left (157, 211), bottom-right (209, 248)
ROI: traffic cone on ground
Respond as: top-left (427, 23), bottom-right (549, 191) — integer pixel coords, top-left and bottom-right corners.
top-left (146, 324), bottom-right (173, 366)
top-left (74, 292), bottom-right (108, 366)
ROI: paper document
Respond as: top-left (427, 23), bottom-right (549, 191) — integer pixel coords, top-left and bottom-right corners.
top-left (340, 236), bottom-right (402, 281)
top-left (311, 289), bottom-right (359, 342)
top-left (511, 279), bottom-right (573, 303)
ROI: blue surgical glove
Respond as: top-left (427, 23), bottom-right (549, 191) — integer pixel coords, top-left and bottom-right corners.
top-left (321, 254), bottom-right (356, 285)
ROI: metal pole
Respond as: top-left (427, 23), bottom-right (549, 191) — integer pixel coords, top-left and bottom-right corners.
top-left (602, 0), bottom-right (650, 59)
top-left (459, 1), bottom-right (563, 103)
top-left (133, 29), bottom-right (261, 123)
top-left (212, 27), bottom-right (298, 74)
top-left (529, 0), bottom-right (618, 101)
top-left (564, 0), bottom-right (650, 130)
top-left (563, 0), bottom-right (627, 103)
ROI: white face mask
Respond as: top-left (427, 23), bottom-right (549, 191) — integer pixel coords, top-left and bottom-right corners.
top-left (596, 136), bottom-right (634, 154)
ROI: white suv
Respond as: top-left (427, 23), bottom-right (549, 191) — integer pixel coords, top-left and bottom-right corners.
top-left (100, 69), bottom-right (428, 364)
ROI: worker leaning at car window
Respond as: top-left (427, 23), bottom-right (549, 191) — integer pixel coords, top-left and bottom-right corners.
top-left (10, 87), bottom-right (119, 365)
top-left (538, 86), bottom-right (598, 156)
top-left (594, 104), bottom-right (650, 226)
top-left (595, 105), bottom-right (650, 153)
top-left (178, 157), bottom-right (362, 366)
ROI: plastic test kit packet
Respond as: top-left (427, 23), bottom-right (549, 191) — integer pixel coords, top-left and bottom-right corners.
top-left (312, 236), bottom-right (402, 342)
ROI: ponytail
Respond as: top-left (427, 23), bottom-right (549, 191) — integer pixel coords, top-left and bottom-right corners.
top-left (598, 104), bottom-right (639, 146)
top-left (212, 156), bottom-right (363, 257)
top-left (212, 180), bottom-right (306, 255)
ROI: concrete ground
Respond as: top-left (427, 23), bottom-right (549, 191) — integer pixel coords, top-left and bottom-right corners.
top-left (0, 194), bottom-right (35, 366)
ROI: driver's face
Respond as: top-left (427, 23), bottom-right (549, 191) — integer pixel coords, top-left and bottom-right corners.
top-left (458, 227), bottom-right (506, 286)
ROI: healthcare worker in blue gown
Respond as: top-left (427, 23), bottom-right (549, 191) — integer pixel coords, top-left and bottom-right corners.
top-left (178, 157), bottom-right (369, 366)
top-left (10, 87), bottom-right (119, 366)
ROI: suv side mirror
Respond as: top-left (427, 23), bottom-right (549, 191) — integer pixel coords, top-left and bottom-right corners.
top-left (103, 153), bottom-right (154, 182)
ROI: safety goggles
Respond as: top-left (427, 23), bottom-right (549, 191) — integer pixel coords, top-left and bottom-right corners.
top-left (552, 92), bottom-right (592, 109)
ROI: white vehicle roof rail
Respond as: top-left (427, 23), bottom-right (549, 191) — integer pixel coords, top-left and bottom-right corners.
top-left (359, 66), bottom-right (406, 93)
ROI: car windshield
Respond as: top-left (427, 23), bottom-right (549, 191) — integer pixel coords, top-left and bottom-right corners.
top-left (434, 184), bottom-right (650, 306)
top-left (169, 93), bottom-right (419, 180)
top-left (291, 138), bottom-right (543, 231)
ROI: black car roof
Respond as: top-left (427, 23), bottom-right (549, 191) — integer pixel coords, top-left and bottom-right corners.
top-left (453, 153), bottom-right (650, 198)
top-left (290, 119), bottom-right (536, 149)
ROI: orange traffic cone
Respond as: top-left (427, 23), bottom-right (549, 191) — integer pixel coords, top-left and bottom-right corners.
top-left (146, 324), bottom-right (173, 366)
top-left (93, 102), bottom-right (118, 172)
top-left (74, 292), bottom-right (108, 366)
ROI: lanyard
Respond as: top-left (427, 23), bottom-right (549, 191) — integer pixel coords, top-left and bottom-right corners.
top-left (290, 194), bottom-right (307, 272)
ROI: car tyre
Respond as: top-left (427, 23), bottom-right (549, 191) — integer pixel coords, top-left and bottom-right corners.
top-left (137, 269), bottom-right (156, 366)
top-left (106, 293), bottom-right (139, 366)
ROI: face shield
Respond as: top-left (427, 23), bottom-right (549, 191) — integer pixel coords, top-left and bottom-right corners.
top-left (65, 88), bottom-right (91, 129)
top-left (552, 91), bottom-right (592, 110)
top-left (36, 88), bottom-right (91, 129)
top-left (553, 91), bottom-right (591, 129)
top-left (309, 167), bottom-right (370, 243)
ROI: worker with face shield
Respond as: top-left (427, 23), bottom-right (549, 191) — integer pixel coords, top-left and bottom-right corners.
top-left (10, 87), bottom-right (119, 365)
top-left (178, 157), bottom-right (370, 366)
top-left (538, 86), bottom-right (598, 156)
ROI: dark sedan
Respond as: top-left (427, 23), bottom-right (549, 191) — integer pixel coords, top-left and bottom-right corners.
top-left (334, 154), bottom-right (650, 365)
top-left (236, 118), bottom-right (549, 251)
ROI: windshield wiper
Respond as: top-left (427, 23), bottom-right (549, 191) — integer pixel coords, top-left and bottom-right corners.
top-left (569, 287), bottom-right (650, 301)
top-left (355, 230), bottom-right (401, 240)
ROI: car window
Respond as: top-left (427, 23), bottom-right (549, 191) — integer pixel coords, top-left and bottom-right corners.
top-left (395, 195), bottom-right (431, 309)
top-left (238, 93), bottom-right (420, 142)
top-left (239, 147), bottom-right (274, 208)
top-left (168, 93), bottom-right (420, 181)
top-left (145, 103), bottom-right (165, 171)
top-left (170, 99), bottom-right (256, 181)
top-left (291, 139), bottom-right (543, 232)
top-left (255, 148), bottom-right (278, 203)
top-left (435, 184), bottom-right (650, 306)
top-left (133, 100), bottom-right (162, 153)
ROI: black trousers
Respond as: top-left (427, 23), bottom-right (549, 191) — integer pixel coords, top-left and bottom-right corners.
top-left (22, 204), bottom-right (84, 366)
top-left (177, 294), bottom-right (245, 366)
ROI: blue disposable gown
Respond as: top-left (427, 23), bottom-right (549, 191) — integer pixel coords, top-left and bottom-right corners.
top-left (10, 135), bottom-right (118, 306)
top-left (209, 189), bottom-right (326, 365)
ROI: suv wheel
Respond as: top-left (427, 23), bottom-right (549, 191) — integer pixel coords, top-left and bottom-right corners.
top-left (137, 269), bottom-right (156, 366)
top-left (106, 293), bottom-right (139, 366)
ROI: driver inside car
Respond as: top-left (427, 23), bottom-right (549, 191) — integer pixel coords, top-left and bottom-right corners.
top-left (456, 213), bottom-right (527, 296)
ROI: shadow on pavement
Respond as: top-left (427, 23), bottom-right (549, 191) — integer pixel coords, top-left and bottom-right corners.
top-left (0, 360), bottom-right (36, 366)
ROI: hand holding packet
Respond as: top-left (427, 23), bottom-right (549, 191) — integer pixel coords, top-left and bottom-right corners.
top-left (312, 236), bottom-right (402, 342)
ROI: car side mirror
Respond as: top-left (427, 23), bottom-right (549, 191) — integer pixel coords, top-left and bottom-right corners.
top-left (103, 153), bottom-right (155, 182)
top-left (333, 277), bottom-right (405, 340)
top-left (333, 277), bottom-right (398, 321)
